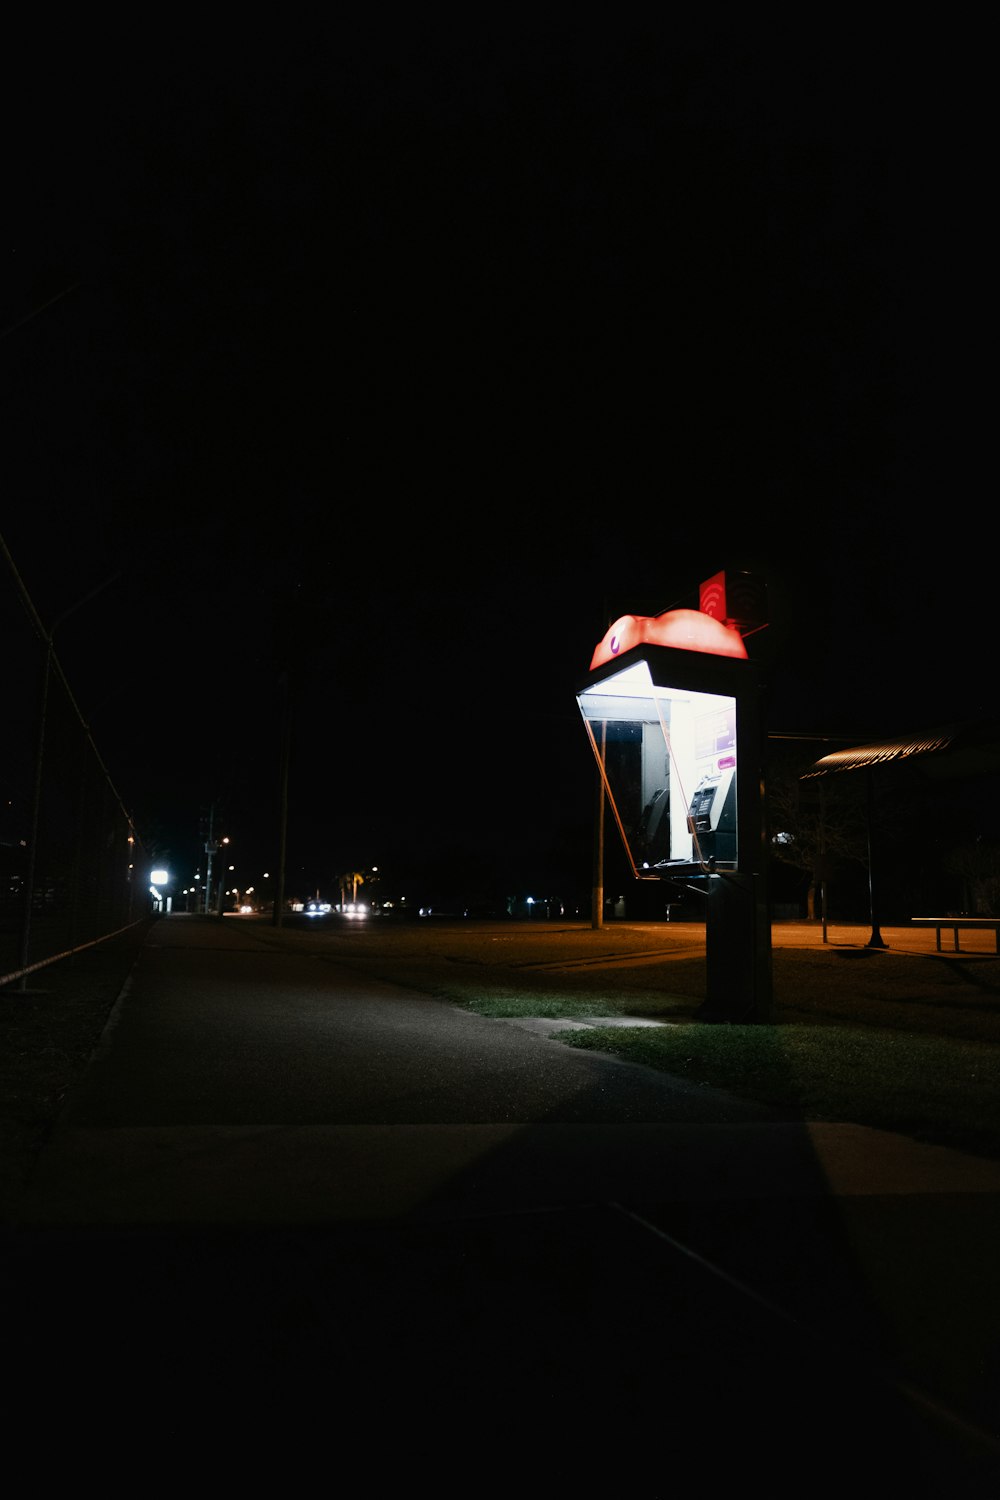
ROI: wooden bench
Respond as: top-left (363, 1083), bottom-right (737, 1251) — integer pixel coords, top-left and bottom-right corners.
top-left (911, 917), bottom-right (1000, 953)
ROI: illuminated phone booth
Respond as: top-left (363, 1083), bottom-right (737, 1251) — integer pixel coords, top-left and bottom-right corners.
top-left (577, 604), bottom-right (772, 1022)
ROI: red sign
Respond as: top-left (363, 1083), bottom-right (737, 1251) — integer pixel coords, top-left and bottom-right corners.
top-left (590, 608), bottom-right (748, 671)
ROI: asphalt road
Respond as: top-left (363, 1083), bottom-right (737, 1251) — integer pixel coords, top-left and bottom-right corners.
top-left (4, 915), bottom-right (999, 1491)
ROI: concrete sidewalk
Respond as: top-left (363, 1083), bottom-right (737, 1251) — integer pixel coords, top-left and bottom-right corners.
top-left (4, 915), bottom-right (1000, 1488)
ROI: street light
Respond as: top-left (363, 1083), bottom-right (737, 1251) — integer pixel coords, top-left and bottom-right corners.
top-left (150, 868), bottom-right (170, 913)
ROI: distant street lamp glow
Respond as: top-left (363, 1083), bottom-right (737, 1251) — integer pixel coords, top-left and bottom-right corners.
top-left (151, 869), bottom-right (169, 886)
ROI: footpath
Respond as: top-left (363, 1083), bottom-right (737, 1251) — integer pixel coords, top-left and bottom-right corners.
top-left (2, 914), bottom-right (999, 1491)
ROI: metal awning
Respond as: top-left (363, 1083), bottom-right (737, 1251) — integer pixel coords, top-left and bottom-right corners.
top-left (801, 721), bottom-right (1000, 781)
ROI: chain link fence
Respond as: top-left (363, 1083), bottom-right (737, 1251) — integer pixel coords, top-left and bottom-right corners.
top-left (1, 537), bottom-right (151, 987)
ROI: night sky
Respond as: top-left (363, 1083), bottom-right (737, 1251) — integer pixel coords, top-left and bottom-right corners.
top-left (2, 19), bottom-right (990, 901)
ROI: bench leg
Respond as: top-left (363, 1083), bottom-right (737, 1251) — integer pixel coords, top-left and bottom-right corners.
top-left (936, 928), bottom-right (942, 951)
top-left (953, 927), bottom-right (961, 952)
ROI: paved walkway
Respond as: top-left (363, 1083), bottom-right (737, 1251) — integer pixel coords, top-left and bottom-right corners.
top-left (4, 915), bottom-right (999, 1489)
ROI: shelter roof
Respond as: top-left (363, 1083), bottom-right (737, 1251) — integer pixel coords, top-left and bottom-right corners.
top-left (801, 721), bottom-right (1000, 781)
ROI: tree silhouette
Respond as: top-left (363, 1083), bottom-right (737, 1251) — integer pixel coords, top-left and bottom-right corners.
top-left (339, 870), bottom-right (365, 906)
top-left (767, 750), bottom-right (869, 918)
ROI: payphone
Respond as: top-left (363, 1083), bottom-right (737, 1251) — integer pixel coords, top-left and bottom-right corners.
top-left (577, 603), bottom-right (772, 1022)
top-left (687, 768), bottom-right (736, 866)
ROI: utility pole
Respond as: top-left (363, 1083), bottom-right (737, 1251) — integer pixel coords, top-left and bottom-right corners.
top-left (272, 669), bottom-right (291, 929)
top-left (204, 803), bottom-right (218, 915)
top-left (3, 548), bottom-right (123, 988)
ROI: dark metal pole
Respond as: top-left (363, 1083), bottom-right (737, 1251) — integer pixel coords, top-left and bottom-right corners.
top-left (866, 767), bottom-right (887, 949)
top-left (272, 670), bottom-right (291, 929)
top-left (591, 721), bottom-right (605, 930)
top-left (820, 781), bottom-right (829, 944)
top-left (204, 803), bottom-right (217, 915)
top-left (590, 602), bottom-right (609, 931)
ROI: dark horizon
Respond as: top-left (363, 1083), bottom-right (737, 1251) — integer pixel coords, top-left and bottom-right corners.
top-left (3, 19), bottom-right (990, 899)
